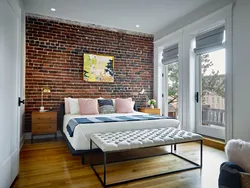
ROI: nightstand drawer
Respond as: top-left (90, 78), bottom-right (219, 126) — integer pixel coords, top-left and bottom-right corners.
top-left (32, 112), bottom-right (57, 124)
top-left (32, 123), bottom-right (57, 134)
top-left (31, 111), bottom-right (58, 141)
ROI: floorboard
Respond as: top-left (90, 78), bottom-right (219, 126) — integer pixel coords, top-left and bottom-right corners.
top-left (12, 139), bottom-right (226, 188)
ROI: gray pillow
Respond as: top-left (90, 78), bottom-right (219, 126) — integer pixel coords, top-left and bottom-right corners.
top-left (98, 99), bottom-right (115, 114)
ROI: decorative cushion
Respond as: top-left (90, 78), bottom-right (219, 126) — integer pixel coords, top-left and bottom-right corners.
top-left (98, 99), bottom-right (115, 114)
top-left (115, 98), bottom-right (134, 113)
top-left (68, 98), bottom-right (80, 114)
top-left (219, 162), bottom-right (244, 188)
top-left (64, 97), bottom-right (71, 114)
top-left (225, 139), bottom-right (250, 173)
top-left (79, 98), bottom-right (99, 115)
top-left (112, 99), bottom-right (135, 111)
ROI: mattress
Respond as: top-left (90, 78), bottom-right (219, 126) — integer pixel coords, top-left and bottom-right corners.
top-left (63, 112), bottom-right (180, 150)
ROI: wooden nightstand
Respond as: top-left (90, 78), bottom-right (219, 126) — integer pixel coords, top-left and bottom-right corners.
top-left (31, 111), bottom-right (57, 142)
top-left (138, 108), bottom-right (161, 115)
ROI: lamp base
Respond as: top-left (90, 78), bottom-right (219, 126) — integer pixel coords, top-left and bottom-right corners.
top-left (39, 106), bottom-right (45, 112)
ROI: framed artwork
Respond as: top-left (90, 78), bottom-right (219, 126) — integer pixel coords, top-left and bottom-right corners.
top-left (83, 53), bottom-right (114, 82)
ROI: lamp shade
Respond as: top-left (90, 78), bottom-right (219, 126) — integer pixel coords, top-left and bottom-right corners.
top-left (43, 88), bottom-right (51, 93)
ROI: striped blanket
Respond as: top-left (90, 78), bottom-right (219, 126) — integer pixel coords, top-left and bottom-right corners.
top-left (66, 114), bottom-right (172, 137)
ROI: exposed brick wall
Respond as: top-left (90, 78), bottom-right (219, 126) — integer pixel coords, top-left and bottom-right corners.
top-left (25, 16), bottom-right (154, 132)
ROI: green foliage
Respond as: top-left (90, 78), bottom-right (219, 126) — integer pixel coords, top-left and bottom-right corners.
top-left (167, 54), bottom-right (225, 104)
top-left (147, 99), bottom-right (156, 105)
top-left (167, 63), bottom-right (179, 104)
top-left (200, 54), bottom-right (225, 98)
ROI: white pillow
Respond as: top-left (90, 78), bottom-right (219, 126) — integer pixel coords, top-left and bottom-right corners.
top-left (68, 98), bottom-right (80, 114)
top-left (64, 97), bottom-right (71, 114)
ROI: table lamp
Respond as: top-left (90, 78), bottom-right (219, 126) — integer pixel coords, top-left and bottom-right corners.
top-left (139, 88), bottom-right (149, 107)
top-left (40, 87), bottom-right (51, 112)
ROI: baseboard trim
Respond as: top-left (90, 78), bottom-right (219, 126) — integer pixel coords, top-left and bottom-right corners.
top-left (203, 137), bottom-right (225, 151)
top-left (24, 130), bottom-right (62, 140)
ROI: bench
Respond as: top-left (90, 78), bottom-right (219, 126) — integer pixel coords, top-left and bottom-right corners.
top-left (90, 127), bottom-right (203, 187)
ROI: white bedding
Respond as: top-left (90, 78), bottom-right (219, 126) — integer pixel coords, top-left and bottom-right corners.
top-left (63, 112), bottom-right (180, 150)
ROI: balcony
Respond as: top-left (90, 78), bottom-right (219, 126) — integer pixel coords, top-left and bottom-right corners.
top-left (202, 107), bottom-right (225, 127)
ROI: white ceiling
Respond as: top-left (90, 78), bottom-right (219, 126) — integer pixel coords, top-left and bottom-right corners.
top-left (23, 0), bottom-right (215, 34)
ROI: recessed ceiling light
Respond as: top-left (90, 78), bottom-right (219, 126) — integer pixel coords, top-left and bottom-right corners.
top-left (136, 25), bottom-right (140, 28)
top-left (51, 8), bottom-right (56, 11)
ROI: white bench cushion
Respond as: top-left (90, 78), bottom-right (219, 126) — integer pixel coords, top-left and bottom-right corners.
top-left (90, 127), bottom-right (203, 152)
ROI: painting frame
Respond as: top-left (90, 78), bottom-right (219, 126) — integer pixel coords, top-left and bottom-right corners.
top-left (83, 53), bottom-right (114, 83)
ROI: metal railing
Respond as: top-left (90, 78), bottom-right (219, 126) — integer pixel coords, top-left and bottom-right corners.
top-left (202, 108), bottom-right (225, 127)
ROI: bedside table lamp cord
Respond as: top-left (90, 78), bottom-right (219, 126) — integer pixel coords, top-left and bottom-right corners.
top-left (40, 87), bottom-right (51, 111)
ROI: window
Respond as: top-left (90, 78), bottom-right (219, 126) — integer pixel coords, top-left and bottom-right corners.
top-left (167, 62), bottom-right (178, 118)
top-left (200, 49), bottom-right (225, 108)
top-left (217, 97), bottom-right (220, 103)
top-left (162, 44), bottom-right (179, 118)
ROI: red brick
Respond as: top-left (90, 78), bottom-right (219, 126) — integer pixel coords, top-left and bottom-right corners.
top-left (25, 16), bottom-right (154, 132)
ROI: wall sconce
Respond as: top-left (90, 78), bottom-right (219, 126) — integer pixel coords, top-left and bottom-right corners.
top-left (139, 88), bottom-right (149, 107)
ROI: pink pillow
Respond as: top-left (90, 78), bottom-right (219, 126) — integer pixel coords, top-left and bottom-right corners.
top-left (78, 99), bottom-right (99, 115)
top-left (116, 98), bottom-right (134, 113)
top-left (64, 97), bottom-right (71, 114)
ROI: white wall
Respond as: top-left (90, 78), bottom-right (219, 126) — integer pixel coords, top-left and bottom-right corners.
top-left (232, 0), bottom-right (250, 141)
top-left (155, 0), bottom-right (234, 41)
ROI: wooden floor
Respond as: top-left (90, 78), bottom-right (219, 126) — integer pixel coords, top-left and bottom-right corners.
top-left (12, 139), bottom-right (226, 188)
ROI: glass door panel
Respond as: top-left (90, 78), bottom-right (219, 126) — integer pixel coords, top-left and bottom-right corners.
top-left (164, 62), bottom-right (179, 118)
top-left (196, 49), bottom-right (226, 139)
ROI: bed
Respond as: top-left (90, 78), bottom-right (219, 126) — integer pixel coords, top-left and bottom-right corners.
top-left (59, 103), bottom-right (180, 157)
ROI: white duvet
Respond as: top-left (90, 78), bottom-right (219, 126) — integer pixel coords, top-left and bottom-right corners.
top-left (63, 112), bottom-right (180, 150)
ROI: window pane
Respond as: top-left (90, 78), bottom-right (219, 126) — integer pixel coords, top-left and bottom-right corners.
top-left (167, 62), bottom-right (178, 118)
top-left (201, 49), bottom-right (225, 127)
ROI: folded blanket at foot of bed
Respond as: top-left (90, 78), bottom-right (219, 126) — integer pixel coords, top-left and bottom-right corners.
top-left (66, 114), bottom-right (173, 137)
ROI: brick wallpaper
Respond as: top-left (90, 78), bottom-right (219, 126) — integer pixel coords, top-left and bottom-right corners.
top-left (25, 16), bottom-right (154, 132)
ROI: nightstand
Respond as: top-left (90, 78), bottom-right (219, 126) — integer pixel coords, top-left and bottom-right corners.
top-left (31, 111), bottom-right (57, 142)
top-left (138, 108), bottom-right (161, 115)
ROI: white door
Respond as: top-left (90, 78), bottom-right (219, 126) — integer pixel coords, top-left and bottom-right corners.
top-left (0, 0), bottom-right (21, 187)
top-left (195, 49), bottom-right (226, 140)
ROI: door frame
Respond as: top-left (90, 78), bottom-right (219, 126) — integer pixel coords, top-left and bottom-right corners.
top-left (162, 65), bottom-right (170, 116)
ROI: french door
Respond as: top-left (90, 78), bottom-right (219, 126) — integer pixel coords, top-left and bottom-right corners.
top-left (195, 49), bottom-right (226, 140)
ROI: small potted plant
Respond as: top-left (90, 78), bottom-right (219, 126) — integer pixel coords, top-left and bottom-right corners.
top-left (147, 99), bottom-right (156, 109)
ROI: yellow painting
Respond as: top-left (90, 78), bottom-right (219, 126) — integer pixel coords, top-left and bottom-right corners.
top-left (83, 53), bottom-right (114, 82)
